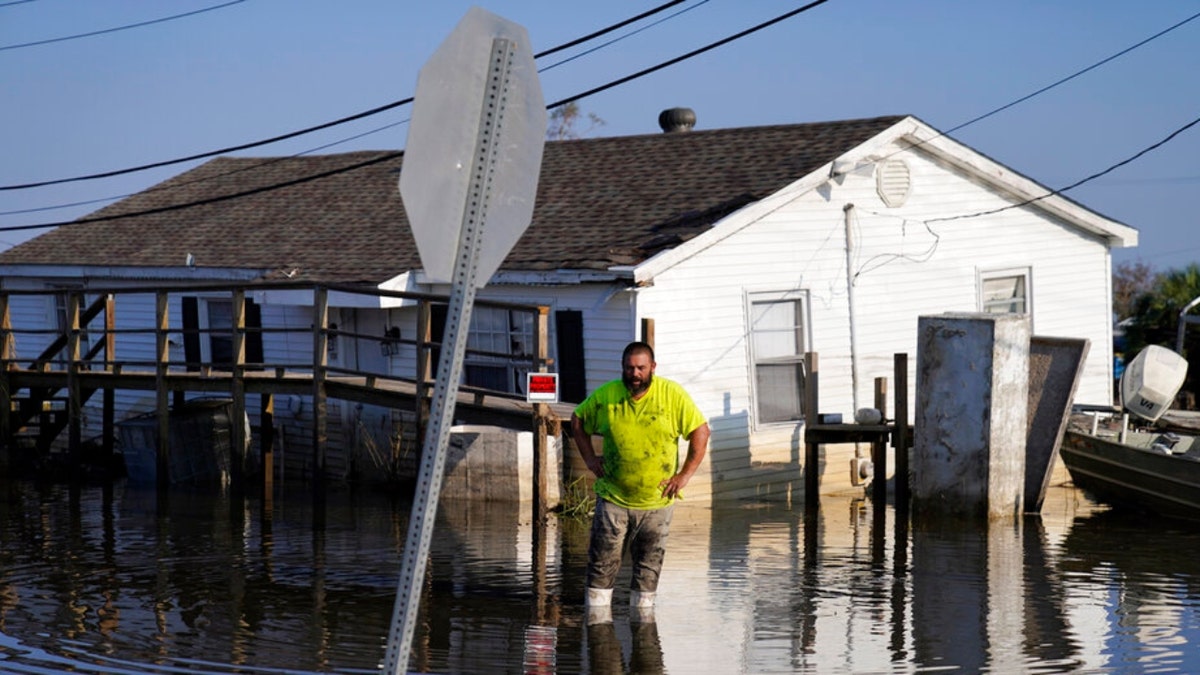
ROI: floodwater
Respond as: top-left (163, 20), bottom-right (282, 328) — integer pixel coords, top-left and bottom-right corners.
top-left (2, 479), bottom-right (1200, 674)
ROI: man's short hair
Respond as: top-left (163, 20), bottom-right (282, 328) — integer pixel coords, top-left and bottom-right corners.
top-left (622, 341), bottom-right (655, 364)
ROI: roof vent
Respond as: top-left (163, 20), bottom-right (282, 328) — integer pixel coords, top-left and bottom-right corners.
top-left (876, 159), bottom-right (911, 207)
top-left (658, 107), bottom-right (696, 133)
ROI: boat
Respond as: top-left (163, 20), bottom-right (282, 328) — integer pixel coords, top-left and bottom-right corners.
top-left (1061, 345), bottom-right (1200, 521)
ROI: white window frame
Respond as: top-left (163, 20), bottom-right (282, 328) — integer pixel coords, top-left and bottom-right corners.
top-left (465, 305), bottom-right (536, 394)
top-left (979, 267), bottom-right (1032, 317)
top-left (745, 289), bottom-right (812, 427)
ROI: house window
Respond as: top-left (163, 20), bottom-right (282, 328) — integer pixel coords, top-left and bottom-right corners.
top-left (183, 297), bottom-right (264, 370)
top-left (748, 291), bottom-right (809, 424)
top-left (206, 300), bottom-right (234, 367)
top-left (980, 269), bottom-right (1031, 314)
top-left (465, 306), bottom-right (535, 394)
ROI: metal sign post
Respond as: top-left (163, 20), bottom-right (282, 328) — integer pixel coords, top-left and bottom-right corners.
top-left (384, 8), bottom-right (545, 674)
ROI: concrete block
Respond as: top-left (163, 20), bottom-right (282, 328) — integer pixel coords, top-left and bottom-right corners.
top-left (913, 313), bottom-right (1031, 520)
top-left (1025, 336), bottom-right (1089, 513)
top-left (441, 425), bottom-right (561, 508)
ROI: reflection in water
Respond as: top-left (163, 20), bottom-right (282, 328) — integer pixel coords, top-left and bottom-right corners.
top-left (2, 479), bottom-right (1200, 673)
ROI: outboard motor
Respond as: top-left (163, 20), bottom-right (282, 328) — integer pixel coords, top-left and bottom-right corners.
top-left (1120, 345), bottom-right (1188, 423)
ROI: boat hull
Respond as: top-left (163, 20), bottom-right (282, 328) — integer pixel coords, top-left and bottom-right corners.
top-left (1061, 429), bottom-right (1200, 521)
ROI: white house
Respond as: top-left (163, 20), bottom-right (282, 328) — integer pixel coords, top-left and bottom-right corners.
top-left (0, 112), bottom-right (1136, 500)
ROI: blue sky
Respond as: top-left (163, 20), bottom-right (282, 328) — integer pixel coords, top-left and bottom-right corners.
top-left (2, 1), bottom-right (1197, 270)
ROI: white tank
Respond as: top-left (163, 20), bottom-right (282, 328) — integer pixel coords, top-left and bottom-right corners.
top-left (1120, 345), bottom-right (1189, 422)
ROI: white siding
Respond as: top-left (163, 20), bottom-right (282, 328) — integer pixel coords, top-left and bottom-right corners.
top-left (479, 283), bottom-right (634, 394)
top-left (630, 140), bottom-right (1118, 501)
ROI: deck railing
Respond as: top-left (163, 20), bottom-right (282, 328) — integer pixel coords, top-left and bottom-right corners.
top-left (0, 281), bottom-right (553, 489)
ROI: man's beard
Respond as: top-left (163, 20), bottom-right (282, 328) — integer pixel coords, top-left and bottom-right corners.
top-left (623, 372), bottom-right (652, 396)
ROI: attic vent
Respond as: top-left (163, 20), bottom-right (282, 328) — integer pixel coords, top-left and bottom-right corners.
top-left (876, 159), bottom-right (911, 207)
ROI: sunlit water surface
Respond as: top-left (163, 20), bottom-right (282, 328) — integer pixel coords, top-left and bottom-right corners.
top-left (2, 479), bottom-right (1199, 674)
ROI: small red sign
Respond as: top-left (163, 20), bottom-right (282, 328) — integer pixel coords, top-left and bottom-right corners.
top-left (526, 373), bottom-right (559, 402)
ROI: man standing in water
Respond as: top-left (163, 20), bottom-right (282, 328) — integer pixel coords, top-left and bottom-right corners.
top-left (570, 341), bottom-right (710, 615)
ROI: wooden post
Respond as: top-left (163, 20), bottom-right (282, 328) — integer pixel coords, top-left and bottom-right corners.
top-left (260, 393), bottom-right (275, 498)
top-left (804, 351), bottom-right (819, 510)
top-left (102, 294), bottom-right (116, 460)
top-left (0, 293), bottom-right (12, 452)
top-left (872, 376), bottom-right (888, 502)
top-left (531, 304), bottom-right (554, 629)
top-left (311, 287), bottom-right (329, 483)
top-left (640, 317), bottom-right (655, 350)
top-left (893, 353), bottom-right (910, 508)
top-left (230, 289), bottom-right (247, 492)
top-left (532, 306), bottom-right (550, 526)
top-left (67, 292), bottom-right (83, 464)
top-left (414, 300), bottom-right (433, 449)
top-left (155, 291), bottom-right (171, 492)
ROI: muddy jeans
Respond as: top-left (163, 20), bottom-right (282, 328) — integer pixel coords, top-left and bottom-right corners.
top-left (586, 498), bottom-right (675, 592)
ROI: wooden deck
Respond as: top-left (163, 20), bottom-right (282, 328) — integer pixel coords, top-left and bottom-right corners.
top-left (0, 281), bottom-right (573, 492)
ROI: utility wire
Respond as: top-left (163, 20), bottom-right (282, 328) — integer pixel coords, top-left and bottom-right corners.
top-left (0, 0), bottom-right (246, 51)
top-left (547, 0), bottom-right (831, 109)
top-left (0, 0), bottom-right (695, 192)
top-left (942, 9), bottom-right (1200, 138)
top-left (536, 0), bottom-right (688, 58)
top-left (539, 0), bottom-right (712, 74)
top-left (1, 0), bottom-right (835, 233)
top-left (0, 153), bottom-right (401, 233)
top-left (2, 1), bottom-right (712, 215)
top-left (0, 0), bottom-right (37, 8)
top-left (870, 9), bottom-right (1200, 172)
top-left (926, 113), bottom-right (1200, 225)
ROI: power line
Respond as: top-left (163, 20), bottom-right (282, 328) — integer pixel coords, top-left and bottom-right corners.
top-left (547, 0), bottom-right (831, 110)
top-left (941, 9), bottom-right (1200, 138)
top-left (0, 0), bottom-right (697, 192)
top-left (538, 0), bottom-right (713, 74)
top-left (0, 153), bottom-right (400, 233)
top-left (926, 114), bottom-right (1200, 225)
top-left (0, 1), bottom-right (246, 52)
top-left (0, 0), bottom-right (37, 8)
top-left (0, 97), bottom-right (413, 191)
top-left (1, 0), bottom-right (835, 233)
top-left (2, 1), bottom-right (713, 213)
top-left (536, 0), bottom-right (689, 58)
top-left (0, 119), bottom-right (411, 217)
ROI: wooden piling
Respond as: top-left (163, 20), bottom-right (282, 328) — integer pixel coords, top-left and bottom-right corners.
top-left (67, 292), bottom-right (82, 465)
top-left (311, 287), bottom-right (329, 483)
top-left (155, 291), bottom-right (170, 492)
top-left (872, 376), bottom-right (888, 502)
top-left (894, 353), bottom-right (910, 508)
top-left (230, 289), bottom-right (247, 492)
top-left (0, 294), bottom-right (12, 451)
top-left (804, 351), bottom-right (819, 510)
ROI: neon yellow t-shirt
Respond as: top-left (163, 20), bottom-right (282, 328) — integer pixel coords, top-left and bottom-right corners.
top-left (574, 376), bottom-right (707, 509)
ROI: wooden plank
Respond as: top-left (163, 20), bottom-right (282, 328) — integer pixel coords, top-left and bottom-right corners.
top-left (67, 292), bottom-right (82, 461)
top-left (533, 306), bottom-right (550, 524)
top-left (103, 294), bottom-right (115, 458)
top-left (155, 291), bottom-right (170, 492)
top-left (0, 293), bottom-right (12, 449)
top-left (311, 287), bottom-right (329, 482)
top-left (804, 351), bottom-right (819, 509)
top-left (872, 376), bottom-right (888, 502)
top-left (230, 289), bottom-right (247, 492)
top-left (894, 353), bottom-right (910, 507)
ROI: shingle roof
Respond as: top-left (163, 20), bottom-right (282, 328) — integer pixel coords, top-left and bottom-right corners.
top-left (0, 115), bottom-right (906, 284)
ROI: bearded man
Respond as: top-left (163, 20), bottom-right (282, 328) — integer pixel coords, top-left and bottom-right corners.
top-left (570, 341), bottom-right (710, 618)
